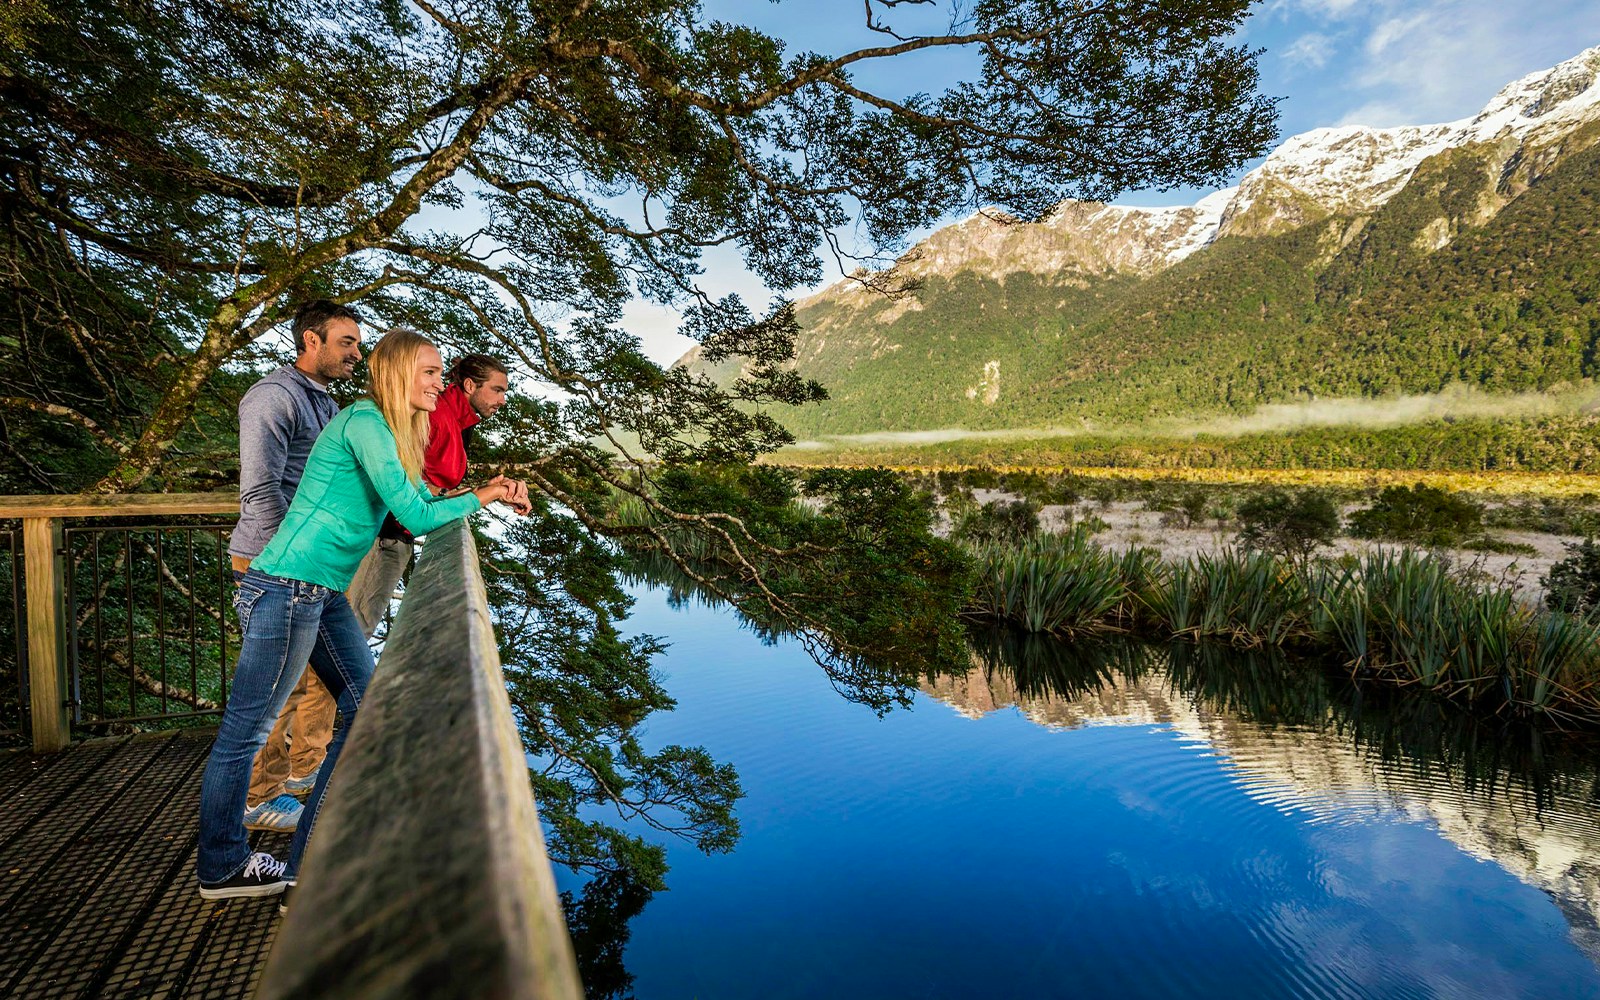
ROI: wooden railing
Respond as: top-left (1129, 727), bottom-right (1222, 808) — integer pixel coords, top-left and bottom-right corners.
top-left (1, 494), bottom-right (583, 995)
top-left (257, 518), bottom-right (584, 999)
top-left (0, 493), bottom-right (239, 752)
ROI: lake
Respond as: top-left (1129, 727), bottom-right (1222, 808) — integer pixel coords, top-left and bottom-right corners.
top-left (551, 583), bottom-right (1600, 999)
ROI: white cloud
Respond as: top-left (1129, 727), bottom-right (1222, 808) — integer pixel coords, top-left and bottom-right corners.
top-left (1333, 100), bottom-right (1414, 128)
top-left (1364, 12), bottom-right (1432, 57)
top-left (1282, 32), bottom-right (1335, 69)
top-left (1262, 0), bottom-right (1366, 22)
top-left (1297, 0), bottom-right (1365, 18)
top-left (1324, 1), bottom-right (1600, 127)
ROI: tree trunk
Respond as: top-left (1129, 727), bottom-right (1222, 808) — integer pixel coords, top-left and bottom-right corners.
top-left (91, 304), bottom-right (243, 494)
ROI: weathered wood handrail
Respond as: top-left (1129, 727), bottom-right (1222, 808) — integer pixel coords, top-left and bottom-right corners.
top-left (0, 493), bottom-right (241, 519)
top-left (2, 492), bottom-right (241, 751)
top-left (257, 518), bottom-right (583, 999)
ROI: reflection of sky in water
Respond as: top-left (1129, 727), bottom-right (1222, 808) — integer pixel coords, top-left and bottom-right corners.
top-left (552, 585), bottom-right (1600, 1000)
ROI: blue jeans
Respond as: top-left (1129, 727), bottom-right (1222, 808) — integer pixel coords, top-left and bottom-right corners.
top-left (196, 569), bottom-right (372, 885)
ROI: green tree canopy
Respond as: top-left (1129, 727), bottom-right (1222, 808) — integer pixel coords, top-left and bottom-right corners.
top-left (0, 0), bottom-right (1276, 970)
top-left (1, 0), bottom-right (1274, 495)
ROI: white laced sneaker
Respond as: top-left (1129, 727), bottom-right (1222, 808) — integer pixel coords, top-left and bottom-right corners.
top-left (199, 852), bottom-right (290, 900)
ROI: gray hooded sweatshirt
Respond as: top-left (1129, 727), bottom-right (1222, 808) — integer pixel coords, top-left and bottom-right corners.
top-left (228, 364), bottom-right (341, 560)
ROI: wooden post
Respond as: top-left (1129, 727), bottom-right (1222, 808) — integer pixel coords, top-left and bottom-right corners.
top-left (23, 516), bottom-right (70, 753)
top-left (0, 493), bottom-right (240, 752)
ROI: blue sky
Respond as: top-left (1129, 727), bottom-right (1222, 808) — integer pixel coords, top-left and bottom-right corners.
top-left (636, 1), bottom-right (1600, 359)
top-left (701, 0), bottom-right (1600, 199)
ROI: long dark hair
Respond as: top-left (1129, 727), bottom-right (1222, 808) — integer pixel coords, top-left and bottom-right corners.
top-left (448, 353), bottom-right (507, 386)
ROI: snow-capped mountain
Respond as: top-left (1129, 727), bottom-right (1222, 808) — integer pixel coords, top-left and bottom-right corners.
top-left (680, 44), bottom-right (1600, 455)
top-left (922, 659), bottom-right (1600, 964)
top-left (1216, 44), bottom-right (1600, 240)
top-left (816, 44), bottom-right (1600, 296)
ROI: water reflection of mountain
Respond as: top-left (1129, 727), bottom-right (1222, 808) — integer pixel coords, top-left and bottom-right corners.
top-left (927, 635), bottom-right (1600, 964)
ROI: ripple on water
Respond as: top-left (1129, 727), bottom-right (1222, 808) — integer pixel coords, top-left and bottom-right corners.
top-left (901, 660), bottom-right (1600, 999)
top-left (610, 591), bottom-right (1600, 1000)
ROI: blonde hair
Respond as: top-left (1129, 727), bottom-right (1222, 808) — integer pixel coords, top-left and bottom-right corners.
top-left (365, 327), bottom-right (434, 483)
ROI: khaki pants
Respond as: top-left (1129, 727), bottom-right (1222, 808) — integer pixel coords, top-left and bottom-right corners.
top-left (245, 664), bottom-right (335, 807)
top-left (345, 537), bottom-right (414, 639)
top-left (240, 538), bottom-right (409, 807)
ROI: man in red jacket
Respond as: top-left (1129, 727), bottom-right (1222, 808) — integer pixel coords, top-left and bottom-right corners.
top-left (346, 352), bottom-right (525, 636)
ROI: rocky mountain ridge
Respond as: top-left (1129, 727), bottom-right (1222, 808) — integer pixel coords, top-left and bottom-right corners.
top-left (921, 658), bottom-right (1600, 962)
top-left (797, 44), bottom-right (1600, 304)
top-left (676, 44), bottom-right (1600, 466)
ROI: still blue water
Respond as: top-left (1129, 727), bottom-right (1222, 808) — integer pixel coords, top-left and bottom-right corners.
top-left (553, 585), bottom-right (1600, 999)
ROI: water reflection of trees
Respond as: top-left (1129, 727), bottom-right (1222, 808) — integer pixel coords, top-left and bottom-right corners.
top-left (620, 549), bottom-right (948, 714)
top-left (559, 869), bottom-right (654, 1000)
top-left (614, 555), bottom-right (1600, 981)
top-left (628, 550), bottom-right (1600, 807)
top-left (502, 539), bottom-right (960, 1000)
top-left (957, 627), bottom-right (1600, 964)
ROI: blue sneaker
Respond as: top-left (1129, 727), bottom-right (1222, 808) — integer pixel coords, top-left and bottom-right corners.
top-left (284, 765), bottom-right (321, 800)
top-left (243, 794), bottom-right (303, 832)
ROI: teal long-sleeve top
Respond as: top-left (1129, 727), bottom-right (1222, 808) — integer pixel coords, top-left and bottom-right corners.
top-left (252, 400), bottom-right (481, 590)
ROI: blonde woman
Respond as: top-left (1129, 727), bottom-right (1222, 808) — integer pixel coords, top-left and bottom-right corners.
top-left (197, 328), bottom-right (525, 899)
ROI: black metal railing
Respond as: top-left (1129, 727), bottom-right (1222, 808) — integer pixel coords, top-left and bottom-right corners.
top-left (0, 525), bottom-right (26, 747)
top-left (4, 493), bottom-right (420, 748)
top-left (62, 518), bottom-right (237, 731)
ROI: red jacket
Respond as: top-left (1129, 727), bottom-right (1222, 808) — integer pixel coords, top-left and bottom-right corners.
top-left (422, 383), bottom-right (482, 491)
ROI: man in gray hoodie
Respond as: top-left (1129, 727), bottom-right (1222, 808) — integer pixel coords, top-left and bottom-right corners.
top-left (228, 299), bottom-right (363, 832)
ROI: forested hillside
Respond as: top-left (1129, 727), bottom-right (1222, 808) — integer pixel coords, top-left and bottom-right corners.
top-left (683, 54), bottom-right (1600, 471)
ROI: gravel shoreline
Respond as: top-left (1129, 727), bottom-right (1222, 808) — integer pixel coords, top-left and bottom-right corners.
top-left (957, 490), bottom-right (1579, 606)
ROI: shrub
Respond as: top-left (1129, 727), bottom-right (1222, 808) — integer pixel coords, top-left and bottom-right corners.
top-left (1485, 497), bottom-right (1600, 536)
top-left (1150, 486), bottom-right (1209, 529)
top-left (1460, 535), bottom-right (1538, 556)
top-left (1347, 483), bottom-right (1483, 547)
top-left (1072, 513), bottom-right (1111, 535)
top-left (963, 468), bottom-right (1002, 490)
top-left (1086, 481), bottom-right (1120, 508)
top-left (1145, 548), bottom-right (1311, 644)
top-left (934, 470), bottom-right (966, 496)
top-left (1235, 489), bottom-right (1339, 559)
top-left (1178, 488), bottom-right (1209, 528)
top-left (1543, 538), bottom-right (1600, 614)
top-left (1040, 475), bottom-right (1085, 507)
top-left (964, 527), bottom-right (1132, 635)
top-left (1207, 496), bottom-right (1238, 531)
top-left (953, 499), bottom-right (1040, 546)
top-left (998, 471), bottom-right (1084, 508)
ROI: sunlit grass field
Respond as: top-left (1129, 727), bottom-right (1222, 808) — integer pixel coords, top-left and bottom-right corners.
top-left (773, 460), bottom-right (1600, 499)
top-left (768, 412), bottom-right (1600, 488)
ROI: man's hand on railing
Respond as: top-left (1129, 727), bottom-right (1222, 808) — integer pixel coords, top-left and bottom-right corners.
top-left (503, 477), bottom-right (531, 514)
top-left (473, 475), bottom-right (532, 515)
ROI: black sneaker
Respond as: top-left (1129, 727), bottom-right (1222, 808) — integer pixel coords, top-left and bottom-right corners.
top-left (199, 852), bottom-right (289, 900)
top-left (278, 881), bottom-right (296, 916)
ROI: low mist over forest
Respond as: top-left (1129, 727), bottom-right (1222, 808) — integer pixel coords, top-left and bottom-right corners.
top-left (687, 47), bottom-right (1600, 472)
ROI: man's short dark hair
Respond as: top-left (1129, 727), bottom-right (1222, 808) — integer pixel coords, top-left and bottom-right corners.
top-left (292, 300), bottom-right (362, 354)
top-left (449, 353), bottom-right (508, 386)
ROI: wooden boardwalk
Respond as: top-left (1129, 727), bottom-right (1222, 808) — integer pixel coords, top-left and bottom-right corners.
top-left (0, 730), bottom-right (283, 998)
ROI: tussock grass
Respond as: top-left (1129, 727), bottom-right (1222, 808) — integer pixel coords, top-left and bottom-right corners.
top-left (966, 537), bottom-right (1600, 724)
top-left (784, 461), bottom-right (1600, 499)
top-left (963, 526), bottom-right (1152, 635)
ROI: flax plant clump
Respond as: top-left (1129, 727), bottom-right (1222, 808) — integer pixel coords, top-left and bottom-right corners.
top-left (964, 535), bottom-right (1600, 725)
